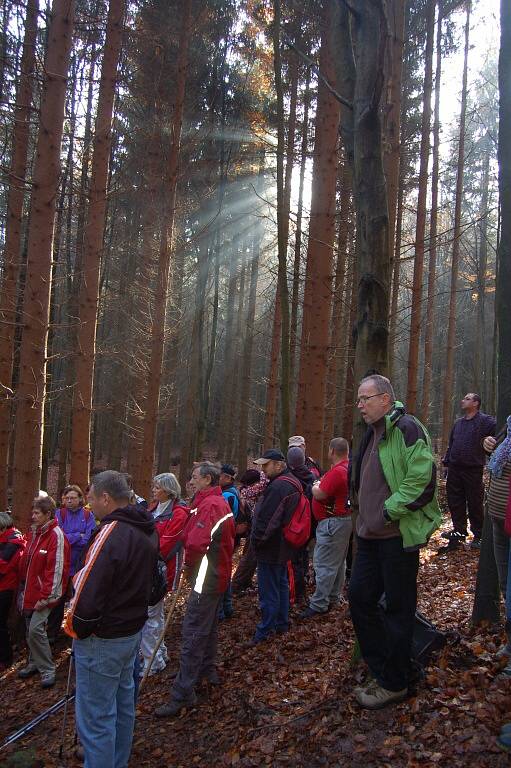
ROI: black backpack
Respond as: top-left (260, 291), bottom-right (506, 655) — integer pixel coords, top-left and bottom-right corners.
top-left (149, 555), bottom-right (168, 606)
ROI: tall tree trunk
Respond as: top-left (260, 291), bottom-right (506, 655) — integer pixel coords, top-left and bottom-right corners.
top-left (11, 0), bottom-right (76, 527)
top-left (383, 0), bottom-right (406, 274)
top-left (137, 0), bottom-right (192, 499)
top-left (333, 0), bottom-right (390, 451)
top-left (342, 250), bottom-right (358, 439)
top-left (496, 0), bottom-right (511, 424)
top-left (237, 160), bottom-right (264, 470)
top-left (70, 0), bottom-right (125, 490)
top-left (406, 0), bottom-right (435, 414)
top-left (263, 288), bottom-right (281, 447)
top-left (421, 6), bottom-right (443, 424)
top-left (441, 1), bottom-right (470, 451)
top-left (295, 0), bottom-right (340, 462)
top-left (474, 139), bottom-right (490, 399)
top-left (0, 0), bottom-right (39, 508)
top-left (272, 0), bottom-right (291, 447)
top-left (289, 66), bottom-right (311, 405)
top-left (324, 157), bottom-right (352, 461)
top-left (388, 167), bottom-right (404, 379)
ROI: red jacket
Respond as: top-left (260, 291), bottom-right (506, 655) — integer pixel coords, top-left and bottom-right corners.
top-left (0, 527), bottom-right (25, 592)
top-left (183, 486), bottom-right (235, 595)
top-left (148, 500), bottom-right (190, 589)
top-left (20, 518), bottom-right (70, 611)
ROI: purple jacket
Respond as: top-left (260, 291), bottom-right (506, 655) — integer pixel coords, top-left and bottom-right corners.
top-left (443, 411), bottom-right (496, 468)
top-left (55, 506), bottom-right (96, 575)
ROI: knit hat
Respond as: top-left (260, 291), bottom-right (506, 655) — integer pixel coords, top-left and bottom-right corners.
top-left (287, 446), bottom-right (306, 470)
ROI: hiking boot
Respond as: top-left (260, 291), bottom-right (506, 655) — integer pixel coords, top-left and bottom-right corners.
top-left (154, 693), bottom-right (197, 718)
top-left (299, 606), bottom-right (327, 620)
top-left (355, 683), bottom-right (407, 709)
top-left (17, 663), bottom-right (38, 679)
top-left (469, 538), bottom-right (481, 550)
top-left (40, 671), bottom-right (56, 688)
top-left (438, 531), bottom-right (466, 553)
top-left (497, 730), bottom-right (511, 753)
top-left (354, 676), bottom-right (377, 696)
top-left (201, 669), bottom-right (221, 686)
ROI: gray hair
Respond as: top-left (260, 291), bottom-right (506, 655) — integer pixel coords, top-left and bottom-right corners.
top-left (195, 462), bottom-right (221, 486)
top-left (329, 437), bottom-right (349, 456)
top-left (360, 374), bottom-right (396, 401)
top-left (91, 470), bottom-right (130, 502)
top-left (0, 510), bottom-right (13, 530)
top-left (153, 472), bottom-right (181, 499)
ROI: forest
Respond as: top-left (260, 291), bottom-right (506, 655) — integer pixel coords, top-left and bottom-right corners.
top-left (0, 0), bottom-right (510, 526)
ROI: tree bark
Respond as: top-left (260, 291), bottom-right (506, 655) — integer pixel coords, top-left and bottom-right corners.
top-left (11, 0), bottom-right (76, 526)
top-left (69, 0), bottom-right (125, 490)
top-left (295, 0), bottom-right (340, 462)
top-left (406, 0), bottom-right (435, 414)
top-left (137, 0), bottom-right (192, 499)
top-left (0, 0), bottom-right (39, 508)
top-left (333, 0), bottom-right (390, 451)
top-left (421, 6), bottom-right (443, 424)
top-left (383, 0), bottom-right (406, 277)
top-left (474, 138), bottom-right (490, 399)
top-left (441, 1), bottom-right (470, 451)
top-left (496, 0), bottom-right (511, 425)
top-left (272, 0), bottom-right (291, 448)
top-left (324, 157), bottom-right (352, 461)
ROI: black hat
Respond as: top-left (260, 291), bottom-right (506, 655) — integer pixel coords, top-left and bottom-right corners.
top-left (254, 449), bottom-right (286, 465)
top-left (221, 463), bottom-right (236, 478)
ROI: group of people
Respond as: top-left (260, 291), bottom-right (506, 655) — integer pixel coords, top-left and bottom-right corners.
top-left (0, 373), bottom-right (510, 765)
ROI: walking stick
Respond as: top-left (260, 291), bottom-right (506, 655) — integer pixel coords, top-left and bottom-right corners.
top-left (58, 649), bottom-right (75, 759)
top-left (139, 572), bottom-right (185, 692)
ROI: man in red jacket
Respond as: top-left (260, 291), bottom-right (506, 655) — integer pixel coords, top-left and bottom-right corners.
top-left (155, 462), bottom-right (235, 717)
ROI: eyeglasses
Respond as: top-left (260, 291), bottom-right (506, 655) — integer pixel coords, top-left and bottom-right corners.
top-left (356, 393), bottom-right (385, 405)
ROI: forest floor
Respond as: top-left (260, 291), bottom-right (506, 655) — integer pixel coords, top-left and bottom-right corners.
top-left (1, 515), bottom-right (510, 768)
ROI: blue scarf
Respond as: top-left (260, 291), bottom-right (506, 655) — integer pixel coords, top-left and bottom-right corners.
top-left (488, 415), bottom-right (511, 478)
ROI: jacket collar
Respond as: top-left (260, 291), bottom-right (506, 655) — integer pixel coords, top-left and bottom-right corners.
top-left (194, 486), bottom-right (222, 505)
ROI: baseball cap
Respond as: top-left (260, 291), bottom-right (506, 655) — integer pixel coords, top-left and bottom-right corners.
top-left (288, 435), bottom-right (305, 447)
top-left (254, 449), bottom-right (286, 465)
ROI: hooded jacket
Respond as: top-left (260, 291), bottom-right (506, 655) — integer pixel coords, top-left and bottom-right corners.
top-left (183, 486), bottom-right (235, 595)
top-left (251, 470), bottom-right (301, 564)
top-left (64, 505), bottom-right (158, 640)
top-left (148, 499), bottom-right (190, 590)
top-left (0, 527), bottom-right (25, 592)
top-left (20, 518), bottom-right (70, 611)
top-left (353, 402), bottom-right (441, 550)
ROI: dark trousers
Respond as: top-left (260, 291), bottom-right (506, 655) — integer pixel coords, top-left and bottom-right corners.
top-left (291, 546), bottom-right (309, 603)
top-left (171, 591), bottom-right (221, 703)
top-left (0, 589), bottom-right (14, 665)
top-left (232, 540), bottom-right (257, 593)
top-left (46, 595), bottom-right (66, 641)
top-left (255, 562), bottom-right (289, 641)
top-left (446, 465), bottom-right (484, 538)
top-left (348, 536), bottom-right (419, 692)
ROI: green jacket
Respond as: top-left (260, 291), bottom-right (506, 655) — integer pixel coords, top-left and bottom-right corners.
top-left (355, 402), bottom-right (441, 550)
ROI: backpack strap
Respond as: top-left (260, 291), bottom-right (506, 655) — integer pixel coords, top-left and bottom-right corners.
top-left (278, 475), bottom-right (303, 495)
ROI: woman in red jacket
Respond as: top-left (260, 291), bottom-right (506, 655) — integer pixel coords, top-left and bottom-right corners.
top-left (139, 473), bottom-right (189, 677)
top-left (18, 495), bottom-right (70, 688)
top-left (0, 511), bottom-right (25, 670)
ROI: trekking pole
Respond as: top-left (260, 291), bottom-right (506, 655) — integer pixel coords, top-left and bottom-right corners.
top-left (139, 571), bottom-right (185, 692)
top-left (58, 649), bottom-right (75, 759)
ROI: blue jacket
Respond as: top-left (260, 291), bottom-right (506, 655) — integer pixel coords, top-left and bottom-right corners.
top-left (56, 506), bottom-right (96, 576)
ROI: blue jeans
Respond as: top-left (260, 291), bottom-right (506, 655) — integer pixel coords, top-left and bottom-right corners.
top-left (255, 562), bottom-right (289, 640)
top-left (74, 631), bottom-right (141, 768)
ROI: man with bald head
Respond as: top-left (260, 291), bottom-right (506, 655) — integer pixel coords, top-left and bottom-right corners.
top-left (299, 437), bottom-right (351, 619)
top-left (442, 393), bottom-right (496, 551)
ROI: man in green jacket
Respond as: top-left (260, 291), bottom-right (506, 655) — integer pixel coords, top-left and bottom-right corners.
top-left (349, 374), bottom-right (441, 710)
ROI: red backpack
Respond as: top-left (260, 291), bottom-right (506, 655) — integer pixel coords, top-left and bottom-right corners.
top-left (280, 475), bottom-right (311, 548)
